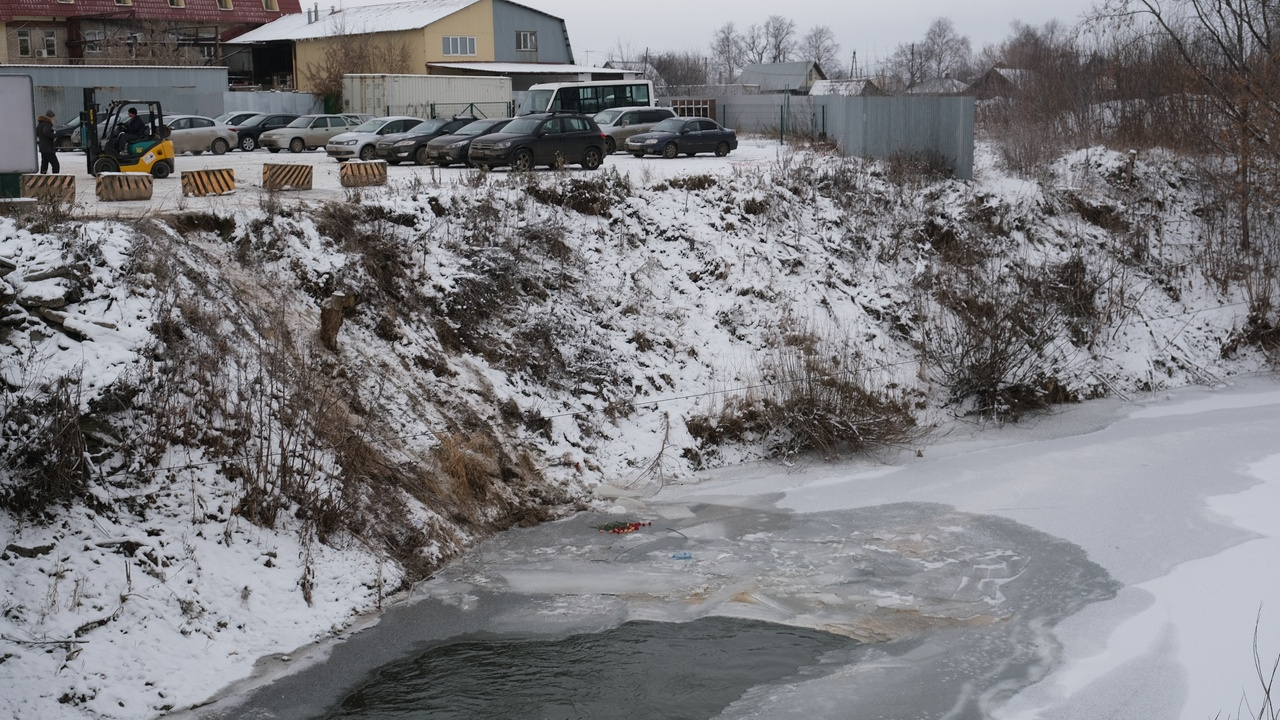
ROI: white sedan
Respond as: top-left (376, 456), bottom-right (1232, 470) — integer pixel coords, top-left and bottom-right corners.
top-left (165, 114), bottom-right (239, 156)
top-left (325, 116), bottom-right (425, 161)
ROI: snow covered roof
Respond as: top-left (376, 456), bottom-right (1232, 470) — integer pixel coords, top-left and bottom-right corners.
top-left (737, 61), bottom-right (826, 92)
top-left (906, 77), bottom-right (971, 95)
top-left (230, 0), bottom-right (477, 42)
top-left (428, 61), bottom-right (628, 76)
top-left (809, 78), bottom-right (885, 97)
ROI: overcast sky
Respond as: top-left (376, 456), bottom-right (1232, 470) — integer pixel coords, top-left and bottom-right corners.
top-left (531, 0), bottom-right (1101, 71)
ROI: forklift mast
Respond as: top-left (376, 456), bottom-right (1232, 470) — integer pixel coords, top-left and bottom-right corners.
top-left (82, 87), bottom-right (99, 175)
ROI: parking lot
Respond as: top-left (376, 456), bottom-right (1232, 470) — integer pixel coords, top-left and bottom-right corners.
top-left (46, 137), bottom-right (785, 217)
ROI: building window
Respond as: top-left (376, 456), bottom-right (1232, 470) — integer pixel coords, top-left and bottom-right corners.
top-left (262, 0), bottom-right (278, 9)
top-left (56, 0), bottom-right (75, 4)
top-left (115, 0), bottom-right (132, 5)
top-left (441, 36), bottom-right (476, 56)
top-left (44, 30), bottom-right (58, 56)
top-left (516, 31), bottom-right (536, 52)
top-left (84, 29), bottom-right (104, 53)
top-left (17, 30), bottom-right (31, 57)
top-left (168, 0), bottom-right (185, 7)
top-left (217, 0), bottom-right (233, 9)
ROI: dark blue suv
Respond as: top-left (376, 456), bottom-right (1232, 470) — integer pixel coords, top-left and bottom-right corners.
top-left (468, 112), bottom-right (606, 171)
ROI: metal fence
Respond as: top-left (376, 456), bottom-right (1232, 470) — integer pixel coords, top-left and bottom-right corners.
top-left (222, 90), bottom-right (322, 116)
top-left (665, 93), bottom-right (975, 179)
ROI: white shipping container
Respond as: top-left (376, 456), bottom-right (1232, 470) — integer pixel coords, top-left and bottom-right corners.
top-left (341, 74), bottom-right (512, 120)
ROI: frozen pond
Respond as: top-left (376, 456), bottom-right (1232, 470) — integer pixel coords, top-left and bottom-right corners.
top-left (197, 501), bottom-right (1116, 720)
top-left (188, 377), bottom-right (1280, 720)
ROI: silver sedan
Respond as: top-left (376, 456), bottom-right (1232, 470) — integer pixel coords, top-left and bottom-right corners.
top-left (165, 114), bottom-right (239, 156)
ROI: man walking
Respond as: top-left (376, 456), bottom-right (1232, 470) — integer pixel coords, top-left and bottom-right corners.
top-left (36, 109), bottom-right (59, 174)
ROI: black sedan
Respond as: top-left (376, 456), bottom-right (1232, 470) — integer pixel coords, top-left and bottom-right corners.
top-left (624, 117), bottom-right (738, 159)
top-left (374, 116), bottom-right (478, 165)
top-left (423, 117), bottom-right (513, 167)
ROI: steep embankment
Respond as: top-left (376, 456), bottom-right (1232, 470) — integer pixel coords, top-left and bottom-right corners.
top-left (1, 144), bottom-right (1274, 718)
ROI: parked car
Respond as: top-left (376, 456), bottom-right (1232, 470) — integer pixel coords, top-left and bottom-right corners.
top-left (624, 117), bottom-right (738, 159)
top-left (374, 116), bottom-right (478, 165)
top-left (593, 106), bottom-right (677, 154)
top-left (166, 114), bottom-right (239, 155)
top-left (468, 112), bottom-right (606, 171)
top-left (231, 112), bottom-right (299, 152)
top-left (213, 111), bottom-right (261, 126)
top-left (422, 117), bottom-right (513, 167)
top-left (325, 116), bottom-right (425, 162)
top-left (52, 116), bottom-right (87, 150)
top-left (342, 113), bottom-right (375, 124)
top-left (259, 114), bottom-right (357, 153)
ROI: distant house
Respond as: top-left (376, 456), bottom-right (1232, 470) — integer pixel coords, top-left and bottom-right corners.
top-left (968, 65), bottom-right (1032, 100)
top-left (229, 0), bottom-right (577, 91)
top-left (906, 76), bottom-right (971, 96)
top-left (808, 78), bottom-right (885, 97)
top-left (737, 61), bottom-right (826, 93)
top-left (0, 0), bottom-right (298, 66)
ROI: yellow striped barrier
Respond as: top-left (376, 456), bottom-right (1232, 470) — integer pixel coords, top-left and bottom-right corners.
top-left (20, 174), bottom-right (75, 202)
top-left (339, 160), bottom-right (387, 188)
top-left (262, 163), bottom-right (313, 191)
top-left (95, 173), bottom-right (153, 202)
top-left (181, 168), bottom-right (236, 197)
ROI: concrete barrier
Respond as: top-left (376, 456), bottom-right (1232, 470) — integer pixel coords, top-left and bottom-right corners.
top-left (262, 163), bottom-right (313, 191)
top-left (180, 168), bottom-right (236, 197)
top-left (339, 160), bottom-right (388, 188)
top-left (95, 172), bottom-right (153, 202)
top-left (20, 174), bottom-right (76, 202)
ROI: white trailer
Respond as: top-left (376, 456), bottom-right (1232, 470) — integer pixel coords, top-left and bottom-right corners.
top-left (341, 74), bottom-right (512, 120)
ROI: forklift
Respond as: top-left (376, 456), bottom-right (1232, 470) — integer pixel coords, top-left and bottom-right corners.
top-left (83, 89), bottom-right (176, 178)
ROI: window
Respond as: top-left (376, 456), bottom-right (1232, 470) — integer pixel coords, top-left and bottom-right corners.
top-left (56, 0), bottom-right (75, 4)
top-left (83, 30), bottom-right (104, 53)
top-left (262, 0), bottom-right (278, 10)
top-left (216, 0), bottom-right (233, 9)
top-left (17, 30), bottom-right (31, 56)
top-left (441, 36), bottom-right (476, 56)
top-left (167, 0), bottom-right (184, 6)
top-left (516, 31), bottom-right (536, 52)
top-left (44, 30), bottom-right (58, 57)
top-left (114, 0), bottom-right (132, 5)
top-left (191, 117), bottom-right (214, 128)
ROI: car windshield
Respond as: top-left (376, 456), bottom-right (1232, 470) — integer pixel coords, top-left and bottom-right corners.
top-left (594, 110), bottom-right (622, 125)
top-left (411, 119), bottom-right (445, 133)
top-left (502, 117), bottom-right (542, 134)
top-left (651, 118), bottom-right (684, 132)
top-left (517, 90), bottom-right (553, 115)
top-left (353, 120), bottom-right (384, 133)
top-left (457, 119), bottom-right (505, 136)
top-left (286, 117), bottom-right (314, 128)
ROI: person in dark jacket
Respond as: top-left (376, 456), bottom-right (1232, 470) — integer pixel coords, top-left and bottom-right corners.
top-left (36, 110), bottom-right (59, 174)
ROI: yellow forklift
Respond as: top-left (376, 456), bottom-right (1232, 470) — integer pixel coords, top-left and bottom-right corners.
top-left (84, 92), bottom-right (176, 178)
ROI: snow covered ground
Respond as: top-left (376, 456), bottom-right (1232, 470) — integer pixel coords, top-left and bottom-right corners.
top-left (4, 135), bottom-right (1279, 719)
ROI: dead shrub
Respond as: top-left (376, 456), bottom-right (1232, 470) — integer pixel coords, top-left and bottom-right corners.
top-left (685, 324), bottom-right (922, 464)
top-left (885, 150), bottom-right (953, 185)
top-left (925, 269), bottom-right (1075, 418)
top-left (0, 371), bottom-right (90, 520)
top-left (521, 170), bottom-right (632, 216)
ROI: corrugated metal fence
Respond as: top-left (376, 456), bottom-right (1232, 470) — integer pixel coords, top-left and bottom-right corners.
top-left (670, 94), bottom-right (975, 179)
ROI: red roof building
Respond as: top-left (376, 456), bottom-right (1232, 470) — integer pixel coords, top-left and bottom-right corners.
top-left (3, 0), bottom-right (302, 65)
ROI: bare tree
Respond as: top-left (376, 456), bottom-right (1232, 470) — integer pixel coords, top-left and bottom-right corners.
top-left (650, 51), bottom-right (710, 89)
top-left (801, 25), bottom-right (842, 77)
top-left (710, 22), bottom-right (743, 83)
top-left (303, 23), bottom-right (412, 106)
top-left (740, 23), bottom-right (768, 65)
top-left (920, 17), bottom-right (973, 79)
top-left (764, 15), bottom-right (798, 63)
top-left (1092, 0), bottom-right (1280, 249)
